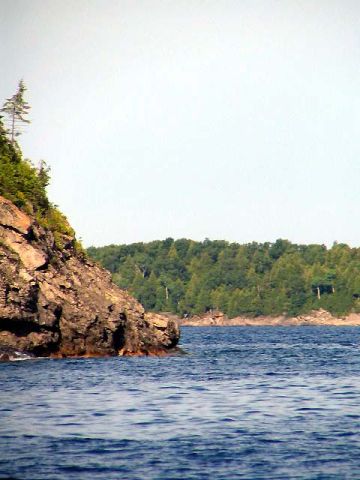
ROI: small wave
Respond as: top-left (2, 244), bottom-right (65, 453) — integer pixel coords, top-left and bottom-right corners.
top-left (0, 349), bottom-right (34, 362)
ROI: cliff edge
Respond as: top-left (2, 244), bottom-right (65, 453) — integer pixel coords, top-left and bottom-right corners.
top-left (0, 196), bottom-right (179, 358)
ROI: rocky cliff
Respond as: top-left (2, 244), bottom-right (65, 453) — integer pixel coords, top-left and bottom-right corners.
top-left (0, 196), bottom-right (179, 359)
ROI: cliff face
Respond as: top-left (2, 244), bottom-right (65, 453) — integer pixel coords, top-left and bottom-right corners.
top-left (0, 196), bottom-right (179, 358)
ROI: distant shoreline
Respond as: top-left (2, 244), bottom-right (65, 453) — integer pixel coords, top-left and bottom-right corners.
top-left (165, 309), bottom-right (360, 327)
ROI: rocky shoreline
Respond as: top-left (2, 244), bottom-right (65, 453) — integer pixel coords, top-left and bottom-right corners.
top-left (0, 196), bottom-right (180, 360)
top-left (175, 309), bottom-right (360, 327)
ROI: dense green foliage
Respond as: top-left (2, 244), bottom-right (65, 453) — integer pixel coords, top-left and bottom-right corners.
top-left (0, 120), bottom-right (75, 244)
top-left (88, 238), bottom-right (360, 317)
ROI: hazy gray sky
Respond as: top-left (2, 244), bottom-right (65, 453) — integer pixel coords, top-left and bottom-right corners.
top-left (1, 0), bottom-right (360, 247)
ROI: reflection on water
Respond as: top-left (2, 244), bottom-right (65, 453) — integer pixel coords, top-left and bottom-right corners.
top-left (1, 327), bottom-right (360, 479)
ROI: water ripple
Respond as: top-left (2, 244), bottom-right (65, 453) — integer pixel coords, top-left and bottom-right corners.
top-left (1, 326), bottom-right (360, 479)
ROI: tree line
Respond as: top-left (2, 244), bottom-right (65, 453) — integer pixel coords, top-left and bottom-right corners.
top-left (87, 238), bottom-right (360, 317)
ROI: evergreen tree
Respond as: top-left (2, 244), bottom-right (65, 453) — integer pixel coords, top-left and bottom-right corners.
top-left (1, 80), bottom-right (31, 144)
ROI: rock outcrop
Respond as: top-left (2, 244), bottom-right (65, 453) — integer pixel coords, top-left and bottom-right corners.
top-left (0, 196), bottom-right (180, 358)
top-left (177, 309), bottom-right (360, 327)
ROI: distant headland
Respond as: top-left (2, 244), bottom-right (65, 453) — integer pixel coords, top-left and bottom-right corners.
top-left (88, 238), bottom-right (360, 322)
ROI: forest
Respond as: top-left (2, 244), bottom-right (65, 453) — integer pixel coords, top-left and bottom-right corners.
top-left (88, 238), bottom-right (360, 318)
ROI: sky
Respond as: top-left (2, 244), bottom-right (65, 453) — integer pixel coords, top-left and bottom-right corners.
top-left (1, 0), bottom-right (360, 247)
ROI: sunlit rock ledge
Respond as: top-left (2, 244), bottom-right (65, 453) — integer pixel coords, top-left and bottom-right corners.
top-left (0, 196), bottom-right (180, 359)
top-left (175, 309), bottom-right (360, 327)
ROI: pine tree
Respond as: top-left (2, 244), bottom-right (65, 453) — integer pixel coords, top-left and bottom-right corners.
top-left (1, 80), bottom-right (31, 144)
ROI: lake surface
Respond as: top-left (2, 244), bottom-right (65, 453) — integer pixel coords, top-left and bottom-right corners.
top-left (1, 326), bottom-right (360, 479)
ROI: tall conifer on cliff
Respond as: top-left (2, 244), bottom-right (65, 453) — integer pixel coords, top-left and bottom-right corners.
top-left (1, 80), bottom-right (31, 144)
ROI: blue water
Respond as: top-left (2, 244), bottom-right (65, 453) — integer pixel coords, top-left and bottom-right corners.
top-left (1, 327), bottom-right (360, 479)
